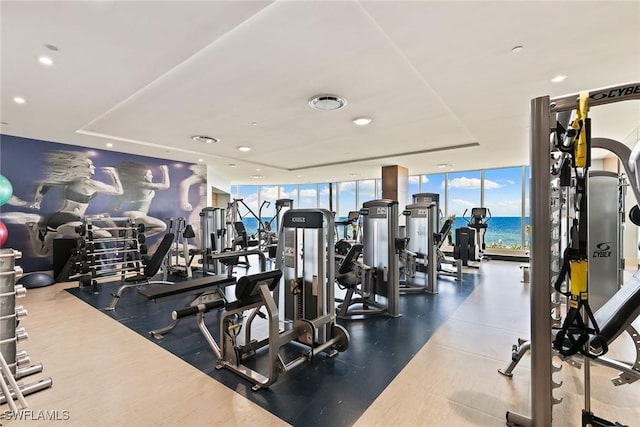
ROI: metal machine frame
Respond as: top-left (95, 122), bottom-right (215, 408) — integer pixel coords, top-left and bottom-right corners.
top-left (508, 82), bottom-right (640, 426)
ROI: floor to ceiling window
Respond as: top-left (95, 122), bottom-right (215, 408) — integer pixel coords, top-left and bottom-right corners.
top-left (408, 176), bottom-right (420, 203)
top-left (318, 183), bottom-right (334, 211)
top-left (337, 181), bottom-right (356, 221)
top-left (447, 170), bottom-right (481, 233)
top-left (357, 179), bottom-right (376, 208)
top-left (484, 167), bottom-right (523, 249)
top-left (233, 164), bottom-right (530, 253)
top-left (298, 184), bottom-right (318, 209)
top-left (236, 185), bottom-right (260, 236)
top-left (421, 173), bottom-right (446, 217)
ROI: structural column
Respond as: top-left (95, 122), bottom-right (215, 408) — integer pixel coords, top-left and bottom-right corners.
top-left (381, 165), bottom-right (408, 208)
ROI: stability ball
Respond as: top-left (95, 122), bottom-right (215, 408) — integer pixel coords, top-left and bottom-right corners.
top-left (0, 220), bottom-right (7, 247)
top-left (0, 174), bottom-right (12, 206)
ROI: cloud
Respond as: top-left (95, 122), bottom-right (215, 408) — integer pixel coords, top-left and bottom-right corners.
top-left (449, 177), bottom-right (502, 189)
top-left (449, 177), bottom-right (481, 189)
top-left (423, 176), bottom-right (429, 184)
top-left (259, 185), bottom-right (279, 200)
top-left (338, 181), bottom-right (355, 192)
top-left (409, 176), bottom-right (419, 184)
top-left (299, 188), bottom-right (317, 198)
top-left (484, 179), bottom-right (502, 189)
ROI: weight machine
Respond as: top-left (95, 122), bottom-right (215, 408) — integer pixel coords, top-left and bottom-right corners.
top-left (198, 207), bottom-right (226, 274)
top-left (403, 201), bottom-right (438, 293)
top-left (336, 200), bottom-right (404, 317)
top-left (505, 82), bottom-right (640, 427)
top-left (226, 198), bottom-right (293, 253)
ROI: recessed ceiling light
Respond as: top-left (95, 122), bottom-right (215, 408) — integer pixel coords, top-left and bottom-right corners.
top-left (348, 173), bottom-right (360, 177)
top-left (437, 163), bottom-right (453, 169)
top-left (250, 175), bottom-right (263, 179)
top-left (251, 122), bottom-right (258, 126)
top-left (191, 135), bottom-right (219, 144)
top-left (309, 95), bottom-right (347, 111)
top-left (44, 44), bottom-right (59, 51)
top-left (237, 146), bottom-right (251, 152)
top-left (551, 75), bottom-right (567, 83)
top-left (511, 45), bottom-right (524, 53)
top-left (198, 158), bottom-right (204, 162)
top-left (352, 117), bottom-right (372, 126)
top-left (106, 143), bottom-right (113, 148)
top-left (13, 97), bottom-right (26, 104)
top-left (38, 55), bottom-right (54, 66)
top-left (228, 164), bottom-right (237, 167)
top-left (256, 168), bottom-right (261, 172)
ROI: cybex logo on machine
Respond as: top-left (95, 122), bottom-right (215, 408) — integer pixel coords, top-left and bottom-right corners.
top-left (291, 217), bottom-right (306, 223)
top-left (592, 242), bottom-right (612, 258)
top-left (590, 84), bottom-right (640, 101)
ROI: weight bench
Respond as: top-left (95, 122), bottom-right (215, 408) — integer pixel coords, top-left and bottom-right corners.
top-left (499, 270), bottom-right (640, 385)
top-left (139, 274), bottom-right (236, 338)
top-left (105, 232), bottom-right (174, 311)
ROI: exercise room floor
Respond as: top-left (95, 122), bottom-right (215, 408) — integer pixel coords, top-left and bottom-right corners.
top-left (9, 260), bottom-right (640, 426)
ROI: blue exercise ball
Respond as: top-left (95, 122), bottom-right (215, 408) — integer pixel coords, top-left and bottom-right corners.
top-left (0, 174), bottom-right (12, 206)
top-left (17, 272), bottom-right (56, 289)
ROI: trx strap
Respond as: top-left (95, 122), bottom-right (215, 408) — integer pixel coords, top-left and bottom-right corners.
top-left (552, 92), bottom-right (608, 358)
top-left (572, 92), bottom-right (590, 168)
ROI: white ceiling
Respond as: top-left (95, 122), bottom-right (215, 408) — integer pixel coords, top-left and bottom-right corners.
top-left (1, 1), bottom-right (639, 185)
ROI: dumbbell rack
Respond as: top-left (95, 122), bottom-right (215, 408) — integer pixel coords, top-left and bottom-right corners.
top-left (75, 217), bottom-right (146, 293)
top-left (0, 248), bottom-right (52, 408)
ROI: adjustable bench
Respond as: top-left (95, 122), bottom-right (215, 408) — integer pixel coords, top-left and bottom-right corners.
top-left (499, 270), bottom-right (640, 385)
top-left (139, 274), bottom-right (236, 303)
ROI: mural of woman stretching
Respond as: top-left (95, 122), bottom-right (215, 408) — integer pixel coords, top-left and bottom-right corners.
top-left (114, 163), bottom-right (170, 238)
top-left (180, 164), bottom-right (207, 248)
top-left (25, 151), bottom-right (123, 256)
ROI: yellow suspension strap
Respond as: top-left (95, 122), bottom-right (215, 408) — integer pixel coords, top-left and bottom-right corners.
top-left (552, 92), bottom-right (608, 358)
top-left (572, 91), bottom-right (590, 168)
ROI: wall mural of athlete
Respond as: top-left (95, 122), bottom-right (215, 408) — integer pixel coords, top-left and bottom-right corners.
top-left (0, 134), bottom-right (208, 272)
top-left (180, 164), bottom-right (207, 248)
top-left (115, 162), bottom-right (170, 238)
top-left (6, 151), bottom-right (124, 257)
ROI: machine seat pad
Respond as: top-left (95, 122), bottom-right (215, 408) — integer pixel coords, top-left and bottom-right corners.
top-left (338, 244), bottom-right (363, 275)
top-left (228, 270), bottom-right (283, 309)
top-left (593, 270), bottom-right (640, 345)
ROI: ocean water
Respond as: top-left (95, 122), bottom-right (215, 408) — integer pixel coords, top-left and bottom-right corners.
top-left (240, 216), bottom-right (530, 249)
top-left (451, 216), bottom-right (530, 248)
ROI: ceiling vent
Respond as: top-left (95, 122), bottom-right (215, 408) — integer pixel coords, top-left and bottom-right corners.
top-left (308, 95), bottom-right (347, 111)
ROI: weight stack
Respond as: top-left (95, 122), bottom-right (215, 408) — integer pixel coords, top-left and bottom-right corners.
top-left (0, 248), bottom-right (52, 404)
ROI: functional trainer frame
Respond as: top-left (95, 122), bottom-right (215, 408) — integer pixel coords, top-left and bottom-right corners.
top-left (508, 82), bottom-right (640, 426)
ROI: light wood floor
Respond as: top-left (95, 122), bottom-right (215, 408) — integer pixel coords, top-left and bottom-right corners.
top-left (7, 261), bottom-right (640, 426)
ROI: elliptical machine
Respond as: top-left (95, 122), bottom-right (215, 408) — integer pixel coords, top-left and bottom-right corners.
top-left (453, 207), bottom-right (491, 267)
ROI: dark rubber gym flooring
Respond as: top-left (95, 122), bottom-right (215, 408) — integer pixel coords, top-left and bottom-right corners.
top-left (67, 266), bottom-right (479, 427)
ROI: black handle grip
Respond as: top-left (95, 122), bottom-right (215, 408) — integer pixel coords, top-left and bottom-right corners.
top-left (171, 300), bottom-right (225, 320)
